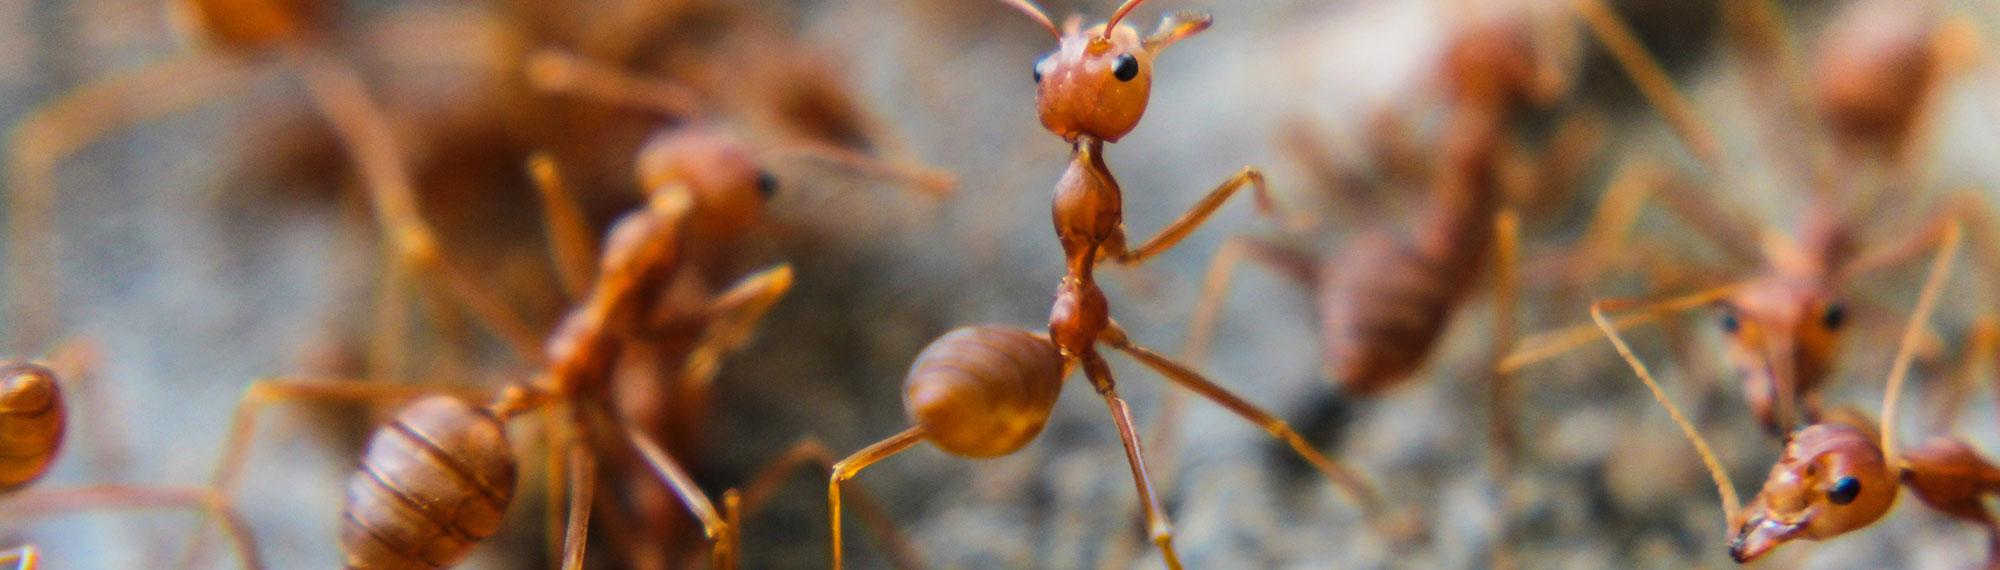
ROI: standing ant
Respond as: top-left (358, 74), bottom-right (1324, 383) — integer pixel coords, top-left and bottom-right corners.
top-left (0, 344), bottom-right (262, 569)
top-left (826, 1), bottom-right (1379, 567)
top-left (1498, 0), bottom-right (2000, 435)
top-left (1593, 219), bottom-right (2000, 565)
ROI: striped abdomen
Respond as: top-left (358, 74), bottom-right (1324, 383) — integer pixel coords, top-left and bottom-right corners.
top-left (342, 396), bottom-right (516, 570)
top-left (904, 327), bottom-right (1066, 458)
top-left (0, 362), bottom-right (62, 491)
top-left (1318, 233), bottom-right (1478, 395)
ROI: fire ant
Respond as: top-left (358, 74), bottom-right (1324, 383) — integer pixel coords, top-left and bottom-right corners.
top-left (0, 343), bottom-right (262, 569)
top-left (1172, 3), bottom-right (1600, 472)
top-left (1593, 219), bottom-right (2000, 565)
top-left (181, 121), bottom-right (925, 568)
top-left (1498, 0), bottom-right (2000, 435)
top-left (826, 1), bottom-right (1382, 567)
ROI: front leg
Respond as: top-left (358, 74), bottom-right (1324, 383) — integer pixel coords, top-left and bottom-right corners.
top-left (1101, 167), bottom-right (1278, 266)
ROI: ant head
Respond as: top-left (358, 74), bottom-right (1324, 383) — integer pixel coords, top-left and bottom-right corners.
top-left (1718, 278), bottom-right (1847, 432)
top-left (1730, 422), bottom-right (1895, 562)
top-left (0, 362), bottom-right (58, 416)
top-left (1440, 9), bottom-right (1573, 110)
top-left (635, 128), bottom-right (779, 240)
top-left (1002, 0), bottom-right (1212, 142)
top-left (167, 0), bottom-right (318, 49)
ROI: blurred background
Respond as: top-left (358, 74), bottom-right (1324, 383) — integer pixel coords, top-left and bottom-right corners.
top-left (6, 0), bottom-right (2000, 567)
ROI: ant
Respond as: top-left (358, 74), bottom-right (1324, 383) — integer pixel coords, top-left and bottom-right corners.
top-left (0, 344), bottom-right (263, 569)
top-left (1593, 219), bottom-right (2000, 565)
top-left (181, 95), bottom-right (927, 567)
top-left (1173, 3), bottom-right (1597, 472)
top-left (826, 1), bottom-right (1381, 567)
top-left (1498, 0), bottom-right (2000, 436)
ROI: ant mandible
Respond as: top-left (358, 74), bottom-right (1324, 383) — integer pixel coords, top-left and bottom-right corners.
top-left (826, 1), bottom-right (1381, 568)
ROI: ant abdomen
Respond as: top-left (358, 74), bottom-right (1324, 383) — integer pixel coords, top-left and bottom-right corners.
top-left (1318, 236), bottom-right (1460, 395)
top-left (904, 327), bottom-right (1066, 458)
top-left (0, 362), bottom-right (63, 492)
top-left (341, 396), bottom-right (516, 570)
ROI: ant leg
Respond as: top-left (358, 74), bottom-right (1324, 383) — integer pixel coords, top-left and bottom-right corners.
top-left (1490, 210), bottom-right (1522, 474)
top-left (1098, 327), bottom-right (1382, 515)
top-left (734, 439), bottom-right (920, 570)
top-left (1590, 300), bottom-right (1743, 534)
top-left (1500, 282), bottom-right (1746, 374)
top-left (1079, 353), bottom-right (1183, 570)
top-left (557, 424), bottom-right (595, 570)
top-left (1551, 160), bottom-right (1755, 289)
top-left (527, 154), bottom-right (599, 301)
top-left (1109, 167), bottom-right (1286, 266)
top-left (293, 56), bottom-right (547, 366)
top-left (672, 265), bottom-right (795, 394)
top-left (1571, 0), bottom-right (1726, 173)
top-left (829, 427), bottom-right (925, 570)
top-left (620, 417), bottom-right (737, 568)
top-left (6, 53), bottom-right (254, 350)
top-left (1150, 237), bottom-right (1313, 491)
top-left (2, 485), bottom-right (263, 570)
top-left (1848, 193), bottom-right (2000, 292)
top-left (1880, 221), bottom-right (1963, 467)
top-left (0, 545), bottom-right (33, 570)
top-left (525, 48), bottom-right (705, 118)
top-left (763, 140), bottom-right (958, 197)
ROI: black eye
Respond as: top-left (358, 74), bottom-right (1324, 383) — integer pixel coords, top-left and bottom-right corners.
top-left (756, 171), bottom-right (778, 200)
top-left (1720, 311), bottom-right (1740, 334)
top-left (1823, 303), bottom-right (1847, 330)
top-left (1034, 56), bottom-right (1049, 83)
top-left (1113, 54), bottom-right (1139, 81)
top-left (1827, 476), bottom-right (1860, 505)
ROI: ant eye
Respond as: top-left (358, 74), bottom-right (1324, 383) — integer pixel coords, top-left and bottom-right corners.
top-left (1822, 303), bottom-right (1847, 330)
top-left (1034, 55), bottom-right (1049, 83)
top-left (1720, 311), bottom-right (1740, 334)
top-left (1113, 54), bottom-right (1139, 81)
top-left (1827, 476), bottom-right (1860, 505)
top-left (756, 171), bottom-right (779, 200)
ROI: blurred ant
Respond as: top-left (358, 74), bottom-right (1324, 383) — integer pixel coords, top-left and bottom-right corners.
top-left (1171, 3), bottom-right (1598, 478)
top-left (184, 127), bottom-right (920, 568)
top-left (1499, 0), bottom-right (2000, 435)
top-left (826, 1), bottom-right (1383, 567)
top-left (1594, 220), bottom-right (2000, 565)
top-left (0, 344), bottom-right (262, 569)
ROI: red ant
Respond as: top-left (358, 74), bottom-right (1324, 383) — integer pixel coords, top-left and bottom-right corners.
top-left (1499, 0), bottom-right (2000, 436)
top-left (1594, 219), bottom-right (2000, 565)
top-left (826, 1), bottom-right (1383, 568)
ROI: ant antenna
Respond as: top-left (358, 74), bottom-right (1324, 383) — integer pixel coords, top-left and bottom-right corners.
top-left (1592, 299), bottom-right (1741, 535)
top-left (996, 0), bottom-right (1060, 38)
top-left (1881, 220), bottom-right (1962, 468)
top-left (1105, 0), bottom-right (1153, 38)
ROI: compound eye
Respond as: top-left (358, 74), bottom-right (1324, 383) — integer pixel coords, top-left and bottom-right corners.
top-left (1720, 311), bottom-right (1741, 334)
top-left (1827, 476), bottom-right (1860, 505)
top-left (1822, 303), bottom-right (1847, 330)
top-left (1113, 54), bottom-right (1139, 81)
top-left (1034, 55), bottom-right (1050, 83)
top-left (756, 170), bottom-right (779, 200)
